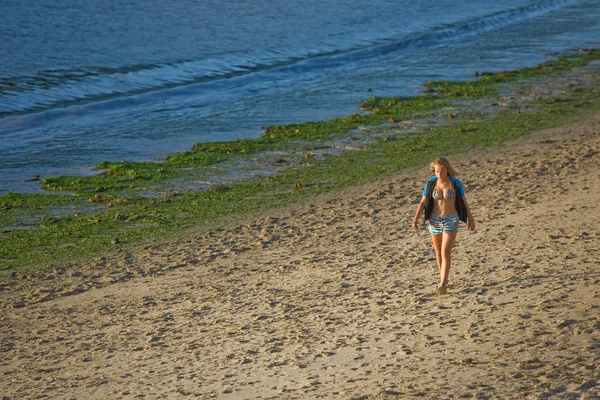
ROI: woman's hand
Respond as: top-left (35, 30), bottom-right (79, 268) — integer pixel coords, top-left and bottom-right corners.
top-left (468, 220), bottom-right (475, 231)
top-left (413, 196), bottom-right (427, 232)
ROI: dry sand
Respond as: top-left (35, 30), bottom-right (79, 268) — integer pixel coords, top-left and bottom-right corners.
top-left (1, 110), bottom-right (599, 399)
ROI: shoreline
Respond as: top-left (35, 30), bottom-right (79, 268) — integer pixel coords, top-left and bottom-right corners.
top-left (1, 105), bottom-right (599, 398)
top-left (1, 49), bottom-right (600, 272)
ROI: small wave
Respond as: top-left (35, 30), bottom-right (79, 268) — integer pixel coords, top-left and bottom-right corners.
top-left (331, 0), bottom-right (576, 63)
top-left (0, 0), bottom-right (575, 119)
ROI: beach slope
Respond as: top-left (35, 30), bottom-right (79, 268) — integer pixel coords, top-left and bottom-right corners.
top-left (1, 111), bottom-right (599, 399)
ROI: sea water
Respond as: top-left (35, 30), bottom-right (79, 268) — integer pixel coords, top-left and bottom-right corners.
top-left (0, 0), bottom-right (599, 193)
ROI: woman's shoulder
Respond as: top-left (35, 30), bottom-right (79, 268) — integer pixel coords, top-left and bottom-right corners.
top-left (450, 176), bottom-right (466, 195)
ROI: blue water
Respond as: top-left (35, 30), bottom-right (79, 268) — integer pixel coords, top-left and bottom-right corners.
top-left (0, 0), bottom-right (598, 193)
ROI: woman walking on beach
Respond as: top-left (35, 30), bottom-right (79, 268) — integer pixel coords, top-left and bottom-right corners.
top-left (412, 158), bottom-right (475, 294)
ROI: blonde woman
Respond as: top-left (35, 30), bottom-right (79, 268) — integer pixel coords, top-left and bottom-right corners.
top-left (412, 158), bottom-right (475, 294)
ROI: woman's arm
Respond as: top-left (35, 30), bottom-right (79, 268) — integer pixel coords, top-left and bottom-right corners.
top-left (463, 196), bottom-right (476, 231)
top-left (412, 196), bottom-right (428, 229)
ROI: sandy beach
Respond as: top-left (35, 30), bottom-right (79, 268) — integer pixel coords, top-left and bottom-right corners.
top-left (1, 109), bottom-right (599, 399)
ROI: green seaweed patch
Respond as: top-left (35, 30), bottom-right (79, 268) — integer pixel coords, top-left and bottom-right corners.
top-left (88, 194), bottom-right (128, 206)
top-left (425, 49), bottom-right (600, 98)
top-left (98, 160), bottom-right (166, 179)
top-left (42, 174), bottom-right (144, 194)
top-left (423, 78), bottom-right (499, 98)
top-left (190, 139), bottom-right (276, 156)
top-left (0, 193), bottom-right (76, 216)
top-left (0, 193), bottom-right (75, 215)
top-left (359, 95), bottom-right (450, 115)
top-left (0, 192), bottom-right (79, 228)
top-left (42, 159), bottom-right (180, 194)
top-left (264, 96), bottom-right (449, 140)
top-left (166, 139), bottom-right (281, 167)
top-left (263, 119), bottom-right (351, 140)
top-left (165, 149), bottom-right (229, 167)
top-left (0, 212), bottom-right (161, 271)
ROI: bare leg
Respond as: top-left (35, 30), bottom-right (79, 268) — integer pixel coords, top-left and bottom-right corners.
top-left (430, 233), bottom-right (443, 274)
top-left (440, 231), bottom-right (457, 286)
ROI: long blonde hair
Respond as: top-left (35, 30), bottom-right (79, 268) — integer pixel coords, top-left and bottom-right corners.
top-left (429, 157), bottom-right (457, 177)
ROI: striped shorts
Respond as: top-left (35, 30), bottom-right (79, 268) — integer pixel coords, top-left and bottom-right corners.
top-left (428, 213), bottom-right (459, 235)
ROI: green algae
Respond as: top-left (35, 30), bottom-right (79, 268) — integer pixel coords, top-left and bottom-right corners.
top-left (425, 49), bottom-right (600, 98)
top-left (1, 49), bottom-right (599, 272)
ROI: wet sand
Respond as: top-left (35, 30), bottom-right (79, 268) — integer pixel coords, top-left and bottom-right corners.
top-left (1, 110), bottom-right (599, 399)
